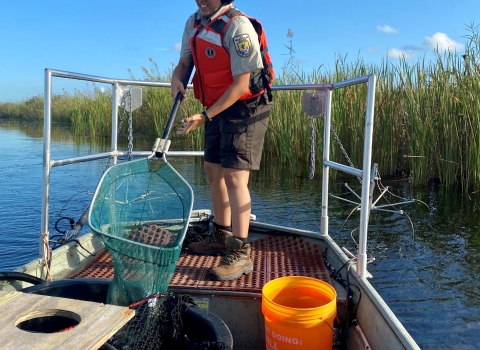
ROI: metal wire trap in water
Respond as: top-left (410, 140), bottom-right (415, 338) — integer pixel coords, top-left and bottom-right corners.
top-left (88, 157), bottom-right (194, 306)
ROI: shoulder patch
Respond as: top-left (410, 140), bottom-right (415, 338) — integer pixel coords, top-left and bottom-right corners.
top-left (233, 34), bottom-right (252, 57)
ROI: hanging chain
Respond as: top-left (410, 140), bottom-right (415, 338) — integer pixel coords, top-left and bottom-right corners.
top-left (118, 109), bottom-right (127, 133)
top-left (309, 115), bottom-right (316, 179)
top-left (127, 93), bottom-right (134, 161)
top-left (105, 92), bottom-right (130, 169)
top-left (330, 124), bottom-right (362, 184)
top-left (302, 90), bottom-right (325, 180)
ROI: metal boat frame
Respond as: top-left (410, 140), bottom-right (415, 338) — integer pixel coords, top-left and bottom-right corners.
top-left (1, 68), bottom-right (420, 349)
top-left (42, 69), bottom-right (375, 277)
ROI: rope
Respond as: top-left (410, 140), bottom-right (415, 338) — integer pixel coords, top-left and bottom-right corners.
top-left (41, 232), bottom-right (53, 282)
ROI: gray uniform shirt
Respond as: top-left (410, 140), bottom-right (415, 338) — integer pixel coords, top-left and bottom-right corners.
top-left (180, 5), bottom-right (263, 76)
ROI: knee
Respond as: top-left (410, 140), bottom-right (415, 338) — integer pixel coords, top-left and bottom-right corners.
top-left (223, 169), bottom-right (249, 189)
top-left (223, 172), bottom-right (236, 188)
top-left (204, 162), bottom-right (223, 184)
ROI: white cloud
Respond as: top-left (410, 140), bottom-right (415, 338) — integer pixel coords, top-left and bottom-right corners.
top-left (423, 33), bottom-right (464, 52)
top-left (387, 48), bottom-right (413, 60)
top-left (377, 25), bottom-right (398, 34)
top-left (154, 42), bottom-right (182, 52)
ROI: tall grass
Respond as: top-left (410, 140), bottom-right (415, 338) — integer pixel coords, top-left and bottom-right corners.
top-left (380, 28), bottom-right (480, 191)
top-left (0, 95), bottom-right (43, 120)
top-left (1, 28), bottom-right (479, 191)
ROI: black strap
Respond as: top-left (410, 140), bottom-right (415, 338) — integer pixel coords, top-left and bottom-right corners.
top-left (209, 8), bottom-right (241, 33)
top-left (194, 12), bottom-right (201, 26)
top-left (260, 53), bottom-right (273, 102)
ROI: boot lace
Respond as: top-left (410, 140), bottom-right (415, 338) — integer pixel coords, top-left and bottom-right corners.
top-left (220, 247), bottom-right (247, 264)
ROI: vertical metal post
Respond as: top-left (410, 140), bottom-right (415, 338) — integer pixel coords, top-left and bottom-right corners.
top-left (40, 69), bottom-right (52, 259)
top-left (320, 89), bottom-right (333, 236)
top-left (111, 83), bottom-right (120, 165)
top-left (357, 74), bottom-right (377, 278)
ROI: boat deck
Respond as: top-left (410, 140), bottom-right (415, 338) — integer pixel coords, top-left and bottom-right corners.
top-left (69, 235), bottom-right (332, 294)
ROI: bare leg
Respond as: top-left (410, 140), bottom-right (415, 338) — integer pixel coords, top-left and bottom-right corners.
top-left (204, 161), bottom-right (231, 227)
top-left (223, 168), bottom-right (251, 239)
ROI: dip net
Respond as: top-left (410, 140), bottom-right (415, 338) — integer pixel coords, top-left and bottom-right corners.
top-left (89, 157), bottom-right (193, 306)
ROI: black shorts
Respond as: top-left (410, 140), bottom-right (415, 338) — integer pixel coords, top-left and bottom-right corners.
top-left (204, 93), bottom-right (271, 170)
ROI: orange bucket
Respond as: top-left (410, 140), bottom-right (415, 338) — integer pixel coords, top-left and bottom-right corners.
top-left (262, 276), bottom-right (337, 350)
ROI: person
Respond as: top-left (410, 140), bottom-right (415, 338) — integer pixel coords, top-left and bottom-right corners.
top-left (172, 0), bottom-right (274, 281)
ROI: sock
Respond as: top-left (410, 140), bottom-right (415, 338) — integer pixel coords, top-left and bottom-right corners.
top-left (214, 222), bottom-right (232, 232)
top-left (239, 237), bottom-right (248, 244)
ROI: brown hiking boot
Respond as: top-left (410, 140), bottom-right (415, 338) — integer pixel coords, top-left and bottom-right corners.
top-left (188, 228), bottom-right (231, 255)
top-left (209, 236), bottom-right (253, 281)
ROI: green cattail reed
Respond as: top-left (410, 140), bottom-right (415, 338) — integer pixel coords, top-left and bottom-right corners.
top-left (69, 87), bottom-right (112, 138)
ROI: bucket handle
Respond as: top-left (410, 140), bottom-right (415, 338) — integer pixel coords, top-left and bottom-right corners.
top-left (324, 320), bottom-right (335, 334)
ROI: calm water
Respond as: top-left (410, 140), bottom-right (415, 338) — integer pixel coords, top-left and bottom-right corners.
top-left (1, 120), bottom-right (479, 349)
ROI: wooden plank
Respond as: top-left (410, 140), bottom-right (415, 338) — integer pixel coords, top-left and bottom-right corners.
top-left (0, 291), bottom-right (21, 305)
top-left (0, 291), bottom-right (134, 350)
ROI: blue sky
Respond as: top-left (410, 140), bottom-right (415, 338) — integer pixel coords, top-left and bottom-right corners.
top-left (0, 0), bottom-right (478, 102)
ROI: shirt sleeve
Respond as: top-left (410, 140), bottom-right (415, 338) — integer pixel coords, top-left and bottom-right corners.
top-left (180, 15), bottom-right (195, 59)
top-left (223, 16), bottom-right (263, 76)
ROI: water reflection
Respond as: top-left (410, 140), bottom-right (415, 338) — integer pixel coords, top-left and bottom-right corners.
top-left (1, 120), bottom-right (479, 348)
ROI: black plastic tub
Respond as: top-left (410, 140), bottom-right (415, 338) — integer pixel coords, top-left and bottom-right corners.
top-left (22, 278), bottom-right (233, 349)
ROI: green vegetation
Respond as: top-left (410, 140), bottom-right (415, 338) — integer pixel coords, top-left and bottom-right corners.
top-left (1, 27), bottom-right (479, 191)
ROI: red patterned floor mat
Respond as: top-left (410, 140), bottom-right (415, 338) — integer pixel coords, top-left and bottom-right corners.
top-left (70, 235), bottom-right (331, 293)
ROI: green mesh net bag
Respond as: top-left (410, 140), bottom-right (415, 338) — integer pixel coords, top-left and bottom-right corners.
top-left (88, 157), bottom-right (193, 306)
top-left (107, 292), bottom-right (232, 350)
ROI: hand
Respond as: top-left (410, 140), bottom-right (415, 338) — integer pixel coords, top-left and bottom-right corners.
top-left (170, 77), bottom-right (187, 100)
top-left (176, 114), bottom-right (205, 135)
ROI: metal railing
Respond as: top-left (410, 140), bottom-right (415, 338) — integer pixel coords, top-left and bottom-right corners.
top-left (42, 68), bottom-right (376, 279)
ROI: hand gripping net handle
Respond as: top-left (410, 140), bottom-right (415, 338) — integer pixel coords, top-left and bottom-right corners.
top-left (156, 59), bottom-right (195, 157)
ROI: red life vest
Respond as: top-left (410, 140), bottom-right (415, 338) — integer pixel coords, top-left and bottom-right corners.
top-left (189, 7), bottom-right (274, 107)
